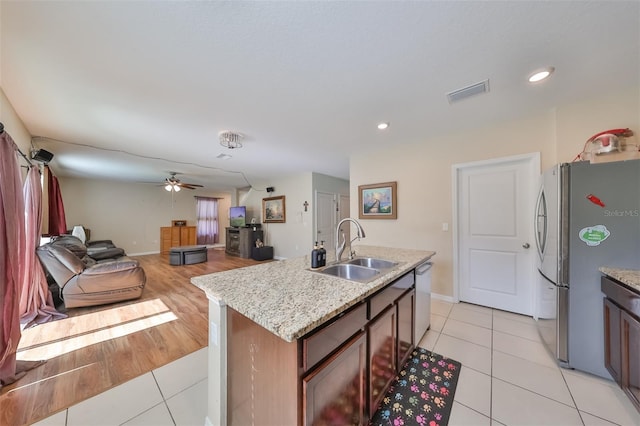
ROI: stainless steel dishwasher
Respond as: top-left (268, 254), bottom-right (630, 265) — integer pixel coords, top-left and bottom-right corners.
top-left (414, 261), bottom-right (432, 343)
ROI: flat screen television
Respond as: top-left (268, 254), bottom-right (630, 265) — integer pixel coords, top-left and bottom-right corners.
top-left (229, 206), bottom-right (247, 228)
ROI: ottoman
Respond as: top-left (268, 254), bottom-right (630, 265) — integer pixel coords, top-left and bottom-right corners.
top-left (251, 246), bottom-right (274, 261)
top-left (169, 245), bottom-right (208, 265)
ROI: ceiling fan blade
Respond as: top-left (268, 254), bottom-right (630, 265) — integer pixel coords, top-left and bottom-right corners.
top-left (179, 183), bottom-right (202, 190)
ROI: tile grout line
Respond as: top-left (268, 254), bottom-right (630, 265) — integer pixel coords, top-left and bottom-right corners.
top-left (150, 370), bottom-right (178, 426)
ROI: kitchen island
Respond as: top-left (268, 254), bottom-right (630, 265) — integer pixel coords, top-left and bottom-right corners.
top-left (600, 267), bottom-right (640, 413)
top-left (191, 245), bottom-right (435, 425)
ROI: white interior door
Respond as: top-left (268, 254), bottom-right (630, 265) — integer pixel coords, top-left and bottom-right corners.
top-left (316, 191), bottom-right (335, 250)
top-left (455, 154), bottom-right (538, 315)
top-left (338, 194), bottom-right (350, 243)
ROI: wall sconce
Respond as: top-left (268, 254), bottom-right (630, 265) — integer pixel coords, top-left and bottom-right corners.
top-left (303, 201), bottom-right (309, 212)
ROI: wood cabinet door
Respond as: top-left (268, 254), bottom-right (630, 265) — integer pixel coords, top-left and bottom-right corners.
top-left (368, 307), bottom-right (396, 418)
top-left (397, 288), bottom-right (415, 371)
top-left (303, 331), bottom-right (367, 426)
top-left (621, 310), bottom-right (640, 411)
top-left (160, 227), bottom-right (172, 254)
top-left (181, 226), bottom-right (196, 245)
top-left (170, 226), bottom-right (181, 246)
top-left (604, 298), bottom-right (622, 383)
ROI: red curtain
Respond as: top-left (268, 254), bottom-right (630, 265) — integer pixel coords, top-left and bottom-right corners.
top-left (47, 166), bottom-right (67, 236)
top-left (20, 166), bottom-right (66, 328)
top-left (0, 131), bottom-right (25, 383)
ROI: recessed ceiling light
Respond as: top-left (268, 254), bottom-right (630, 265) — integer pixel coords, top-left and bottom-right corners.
top-left (528, 67), bottom-right (555, 83)
top-left (377, 122), bottom-right (389, 130)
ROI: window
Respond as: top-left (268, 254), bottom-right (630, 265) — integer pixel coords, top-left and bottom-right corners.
top-left (195, 197), bottom-right (219, 245)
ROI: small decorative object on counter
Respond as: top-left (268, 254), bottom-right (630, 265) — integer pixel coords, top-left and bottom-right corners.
top-left (319, 240), bottom-right (326, 267)
top-left (311, 242), bottom-right (320, 269)
top-left (255, 238), bottom-right (264, 248)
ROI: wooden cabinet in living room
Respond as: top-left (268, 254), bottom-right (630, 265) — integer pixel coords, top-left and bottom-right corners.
top-left (160, 226), bottom-right (196, 254)
top-left (225, 227), bottom-right (263, 258)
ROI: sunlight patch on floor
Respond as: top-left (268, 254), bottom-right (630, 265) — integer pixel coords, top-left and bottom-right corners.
top-left (17, 299), bottom-right (177, 360)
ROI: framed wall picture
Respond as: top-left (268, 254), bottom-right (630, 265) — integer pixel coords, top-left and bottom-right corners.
top-left (263, 195), bottom-right (286, 223)
top-left (358, 181), bottom-right (397, 219)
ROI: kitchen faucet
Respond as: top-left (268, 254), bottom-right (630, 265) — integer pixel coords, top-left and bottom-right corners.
top-left (335, 218), bottom-right (366, 262)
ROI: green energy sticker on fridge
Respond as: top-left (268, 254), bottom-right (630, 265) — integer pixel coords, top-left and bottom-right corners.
top-left (579, 225), bottom-right (610, 246)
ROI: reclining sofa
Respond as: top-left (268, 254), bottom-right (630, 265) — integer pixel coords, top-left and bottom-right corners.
top-left (37, 236), bottom-right (146, 308)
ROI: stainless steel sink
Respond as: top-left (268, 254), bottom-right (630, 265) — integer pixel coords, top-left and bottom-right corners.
top-left (345, 257), bottom-right (398, 270)
top-left (319, 264), bottom-right (380, 282)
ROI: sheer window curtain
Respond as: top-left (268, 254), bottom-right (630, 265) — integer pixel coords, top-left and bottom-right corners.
top-left (196, 197), bottom-right (219, 245)
top-left (20, 166), bottom-right (66, 328)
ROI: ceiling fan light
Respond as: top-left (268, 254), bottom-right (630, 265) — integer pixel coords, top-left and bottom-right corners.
top-left (174, 185), bottom-right (181, 192)
top-left (165, 184), bottom-right (172, 191)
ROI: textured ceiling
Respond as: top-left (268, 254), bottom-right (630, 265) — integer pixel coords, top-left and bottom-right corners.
top-left (1, 1), bottom-right (638, 191)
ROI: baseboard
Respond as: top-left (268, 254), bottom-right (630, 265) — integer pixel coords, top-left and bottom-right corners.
top-left (128, 250), bottom-right (160, 256)
top-left (431, 293), bottom-right (457, 303)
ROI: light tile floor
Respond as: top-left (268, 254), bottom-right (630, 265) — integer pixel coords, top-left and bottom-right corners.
top-left (428, 300), bottom-right (640, 426)
top-left (34, 300), bottom-right (640, 425)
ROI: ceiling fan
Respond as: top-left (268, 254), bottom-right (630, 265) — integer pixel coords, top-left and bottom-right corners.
top-left (162, 172), bottom-right (203, 192)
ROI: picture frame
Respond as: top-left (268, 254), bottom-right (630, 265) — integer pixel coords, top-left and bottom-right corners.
top-left (358, 181), bottom-right (397, 219)
top-left (263, 195), bottom-right (286, 223)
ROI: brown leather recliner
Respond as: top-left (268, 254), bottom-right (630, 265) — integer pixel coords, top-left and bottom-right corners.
top-left (37, 242), bottom-right (146, 308)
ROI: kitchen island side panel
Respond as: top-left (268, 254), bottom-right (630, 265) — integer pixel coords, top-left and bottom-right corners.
top-left (227, 307), bottom-right (299, 425)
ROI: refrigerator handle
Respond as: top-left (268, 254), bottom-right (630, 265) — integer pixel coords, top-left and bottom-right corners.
top-left (534, 186), bottom-right (546, 260)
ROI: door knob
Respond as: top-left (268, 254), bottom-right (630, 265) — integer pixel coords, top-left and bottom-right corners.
top-left (523, 243), bottom-right (530, 249)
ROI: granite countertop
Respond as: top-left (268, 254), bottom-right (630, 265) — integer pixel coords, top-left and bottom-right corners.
top-left (600, 267), bottom-right (640, 292)
top-left (191, 245), bottom-right (435, 342)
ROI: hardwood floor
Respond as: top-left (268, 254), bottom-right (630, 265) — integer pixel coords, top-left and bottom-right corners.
top-left (0, 248), bottom-right (261, 426)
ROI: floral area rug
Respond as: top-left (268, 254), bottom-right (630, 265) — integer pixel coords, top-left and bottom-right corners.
top-left (369, 347), bottom-right (462, 426)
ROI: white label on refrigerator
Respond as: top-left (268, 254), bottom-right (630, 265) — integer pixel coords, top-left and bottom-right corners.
top-left (578, 225), bottom-right (610, 246)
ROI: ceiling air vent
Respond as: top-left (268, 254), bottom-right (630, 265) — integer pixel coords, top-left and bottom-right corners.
top-left (447, 79), bottom-right (490, 104)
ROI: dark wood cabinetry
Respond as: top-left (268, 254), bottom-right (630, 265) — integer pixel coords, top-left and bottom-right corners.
top-left (621, 310), bottom-right (640, 410)
top-left (225, 270), bottom-right (417, 425)
top-left (160, 225), bottom-right (196, 254)
top-left (368, 307), bottom-right (396, 417)
top-left (303, 332), bottom-right (367, 426)
top-left (397, 288), bottom-right (415, 370)
top-left (225, 227), bottom-right (263, 258)
top-left (604, 297), bottom-right (622, 382)
top-left (602, 275), bottom-right (640, 412)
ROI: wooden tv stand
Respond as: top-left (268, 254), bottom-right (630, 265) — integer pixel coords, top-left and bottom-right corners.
top-left (225, 227), bottom-right (263, 258)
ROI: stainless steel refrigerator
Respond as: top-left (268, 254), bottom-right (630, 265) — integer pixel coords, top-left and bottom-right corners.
top-left (535, 159), bottom-right (640, 379)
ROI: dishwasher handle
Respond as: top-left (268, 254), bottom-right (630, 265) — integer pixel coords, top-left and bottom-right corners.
top-left (416, 262), bottom-right (432, 275)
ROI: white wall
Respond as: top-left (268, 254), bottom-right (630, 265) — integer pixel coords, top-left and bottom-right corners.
top-left (242, 173), bottom-right (314, 259)
top-left (60, 176), bottom-right (231, 255)
top-left (0, 87), bottom-right (31, 154)
top-left (237, 172), bottom-right (348, 260)
top-left (350, 87), bottom-right (639, 297)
